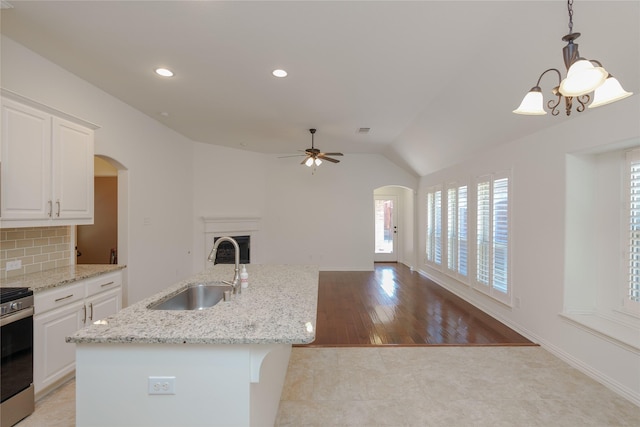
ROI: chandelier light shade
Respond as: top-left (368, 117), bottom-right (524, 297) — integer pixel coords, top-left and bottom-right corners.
top-left (589, 75), bottom-right (633, 108)
top-left (513, 0), bottom-right (632, 116)
top-left (513, 87), bottom-right (547, 115)
top-left (559, 60), bottom-right (608, 97)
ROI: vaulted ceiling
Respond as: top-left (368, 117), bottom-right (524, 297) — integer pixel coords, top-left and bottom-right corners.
top-left (2, 1), bottom-right (638, 176)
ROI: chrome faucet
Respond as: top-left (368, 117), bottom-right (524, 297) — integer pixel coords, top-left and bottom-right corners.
top-left (207, 236), bottom-right (241, 294)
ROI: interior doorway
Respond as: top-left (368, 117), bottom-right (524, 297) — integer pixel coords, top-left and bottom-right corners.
top-left (373, 186), bottom-right (416, 268)
top-left (374, 195), bottom-right (398, 262)
top-left (77, 156), bottom-right (118, 264)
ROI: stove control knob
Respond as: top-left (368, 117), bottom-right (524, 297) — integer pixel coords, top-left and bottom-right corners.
top-left (10, 301), bottom-right (23, 311)
top-left (0, 306), bottom-right (7, 315)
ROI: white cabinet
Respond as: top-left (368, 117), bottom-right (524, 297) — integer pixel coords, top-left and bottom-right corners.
top-left (84, 273), bottom-right (122, 324)
top-left (34, 270), bottom-right (122, 397)
top-left (0, 90), bottom-right (98, 227)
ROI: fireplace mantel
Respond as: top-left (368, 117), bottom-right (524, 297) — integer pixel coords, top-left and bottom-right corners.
top-left (202, 217), bottom-right (260, 234)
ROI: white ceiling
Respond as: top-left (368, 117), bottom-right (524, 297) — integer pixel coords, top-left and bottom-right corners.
top-left (1, 1), bottom-right (638, 176)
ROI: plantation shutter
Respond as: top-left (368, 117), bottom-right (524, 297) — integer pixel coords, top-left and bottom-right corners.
top-left (458, 185), bottom-right (468, 277)
top-left (427, 192), bottom-right (434, 262)
top-left (476, 178), bottom-right (490, 286)
top-left (447, 186), bottom-right (457, 271)
top-left (434, 189), bottom-right (442, 265)
top-left (492, 177), bottom-right (509, 294)
top-left (627, 150), bottom-right (640, 307)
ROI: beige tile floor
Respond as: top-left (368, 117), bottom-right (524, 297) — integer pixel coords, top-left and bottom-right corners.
top-left (16, 347), bottom-right (640, 427)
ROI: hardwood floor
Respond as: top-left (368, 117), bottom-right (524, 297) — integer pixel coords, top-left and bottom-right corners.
top-left (300, 263), bottom-right (534, 347)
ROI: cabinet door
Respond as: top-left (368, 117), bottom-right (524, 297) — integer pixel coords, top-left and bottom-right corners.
top-left (85, 287), bottom-right (121, 324)
top-left (52, 117), bottom-right (94, 220)
top-left (33, 301), bottom-right (84, 394)
top-left (1, 98), bottom-right (52, 219)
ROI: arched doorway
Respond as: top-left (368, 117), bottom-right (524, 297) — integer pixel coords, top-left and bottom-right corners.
top-left (77, 157), bottom-right (117, 264)
top-left (75, 155), bottom-right (130, 305)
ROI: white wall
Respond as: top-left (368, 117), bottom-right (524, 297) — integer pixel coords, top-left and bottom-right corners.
top-left (2, 36), bottom-right (195, 305)
top-left (191, 142), bottom-right (269, 272)
top-left (417, 96), bottom-right (640, 404)
top-left (192, 147), bottom-right (418, 271)
top-left (261, 154), bottom-right (417, 270)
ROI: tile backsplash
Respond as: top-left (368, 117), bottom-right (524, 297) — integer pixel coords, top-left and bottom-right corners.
top-left (1, 226), bottom-right (72, 280)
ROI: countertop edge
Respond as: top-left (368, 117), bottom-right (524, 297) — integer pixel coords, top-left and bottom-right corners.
top-left (2, 264), bottom-right (126, 293)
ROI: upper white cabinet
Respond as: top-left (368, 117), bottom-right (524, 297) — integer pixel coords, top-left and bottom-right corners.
top-left (1, 90), bottom-right (98, 227)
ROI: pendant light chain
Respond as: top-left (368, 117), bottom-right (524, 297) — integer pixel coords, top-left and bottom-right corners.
top-left (567, 0), bottom-right (574, 34)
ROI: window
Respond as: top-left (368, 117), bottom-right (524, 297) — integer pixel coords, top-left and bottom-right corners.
top-left (562, 148), bottom-right (640, 350)
top-left (426, 186), bottom-right (442, 265)
top-left (625, 149), bottom-right (640, 314)
top-left (446, 183), bottom-right (468, 279)
top-left (475, 173), bottom-right (511, 304)
top-left (458, 185), bottom-right (468, 277)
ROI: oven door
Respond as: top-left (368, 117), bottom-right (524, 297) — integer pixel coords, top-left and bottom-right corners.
top-left (1, 307), bottom-right (34, 403)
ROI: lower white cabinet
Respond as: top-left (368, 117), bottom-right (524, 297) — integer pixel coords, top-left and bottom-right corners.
top-left (34, 270), bottom-right (122, 396)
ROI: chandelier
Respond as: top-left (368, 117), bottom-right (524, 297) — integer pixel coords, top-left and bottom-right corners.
top-left (513, 0), bottom-right (632, 116)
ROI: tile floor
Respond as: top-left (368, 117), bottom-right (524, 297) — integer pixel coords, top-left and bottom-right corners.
top-left (16, 347), bottom-right (640, 427)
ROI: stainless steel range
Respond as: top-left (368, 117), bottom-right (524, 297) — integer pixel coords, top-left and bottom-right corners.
top-left (0, 287), bottom-right (34, 427)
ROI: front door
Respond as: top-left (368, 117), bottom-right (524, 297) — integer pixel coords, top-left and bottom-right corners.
top-left (374, 195), bottom-right (398, 262)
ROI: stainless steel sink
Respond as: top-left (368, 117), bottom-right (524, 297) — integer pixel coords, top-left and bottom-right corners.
top-left (147, 283), bottom-right (231, 310)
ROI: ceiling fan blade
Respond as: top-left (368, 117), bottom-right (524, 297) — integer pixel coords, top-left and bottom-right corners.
top-left (318, 155), bottom-right (340, 163)
top-left (278, 154), bottom-right (306, 158)
top-left (319, 152), bottom-right (343, 156)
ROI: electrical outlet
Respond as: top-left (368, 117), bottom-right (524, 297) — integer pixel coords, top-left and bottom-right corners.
top-left (148, 376), bottom-right (176, 395)
top-left (6, 260), bottom-right (22, 271)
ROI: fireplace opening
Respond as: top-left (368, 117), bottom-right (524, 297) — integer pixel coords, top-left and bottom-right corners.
top-left (213, 235), bottom-right (250, 264)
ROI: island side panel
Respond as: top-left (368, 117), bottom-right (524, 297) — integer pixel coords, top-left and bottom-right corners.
top-left (76, 343), bottom-right (254, 427)
top-left (250, 344), bottom-right (292, 426)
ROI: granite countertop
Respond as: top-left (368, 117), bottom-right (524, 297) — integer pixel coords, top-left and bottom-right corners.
top-left (2, 264), bottom-right (126, 292)
top-left (67, 264), bottom-right (318, 346)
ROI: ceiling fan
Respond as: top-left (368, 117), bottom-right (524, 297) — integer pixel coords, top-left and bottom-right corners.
top-left (282, 129), bottom-right (343, 167)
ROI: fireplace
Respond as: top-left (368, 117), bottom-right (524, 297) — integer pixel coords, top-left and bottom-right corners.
top-left (212, 235), bottom-right (250, 264)
top-left (203, 217), bottom-right (260, 267)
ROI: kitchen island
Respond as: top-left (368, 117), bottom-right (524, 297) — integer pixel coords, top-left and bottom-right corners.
top-left (67, 264), bottom-right (318, 427)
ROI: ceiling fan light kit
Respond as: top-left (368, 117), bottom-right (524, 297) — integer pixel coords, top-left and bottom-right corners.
top-left (279, 128), bottom-right (344, 172)
top-left (513, 0), bottom-right (632, 116)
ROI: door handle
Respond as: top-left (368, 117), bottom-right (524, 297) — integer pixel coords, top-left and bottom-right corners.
top-left (82, 305), bottom-right (87, 324)
top-left (56, 200), bottom-right (61, 217)
top-left (89, 303), bottom-right (93, 321)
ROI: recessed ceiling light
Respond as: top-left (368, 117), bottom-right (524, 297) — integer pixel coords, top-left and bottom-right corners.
top-left (155, 68), bottom-right (174, 77)
top-left (272, 69), bottom-right (288, 78)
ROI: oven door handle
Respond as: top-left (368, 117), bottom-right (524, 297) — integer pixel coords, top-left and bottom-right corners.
top-left (0, 306), bottom-right (34, 327)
